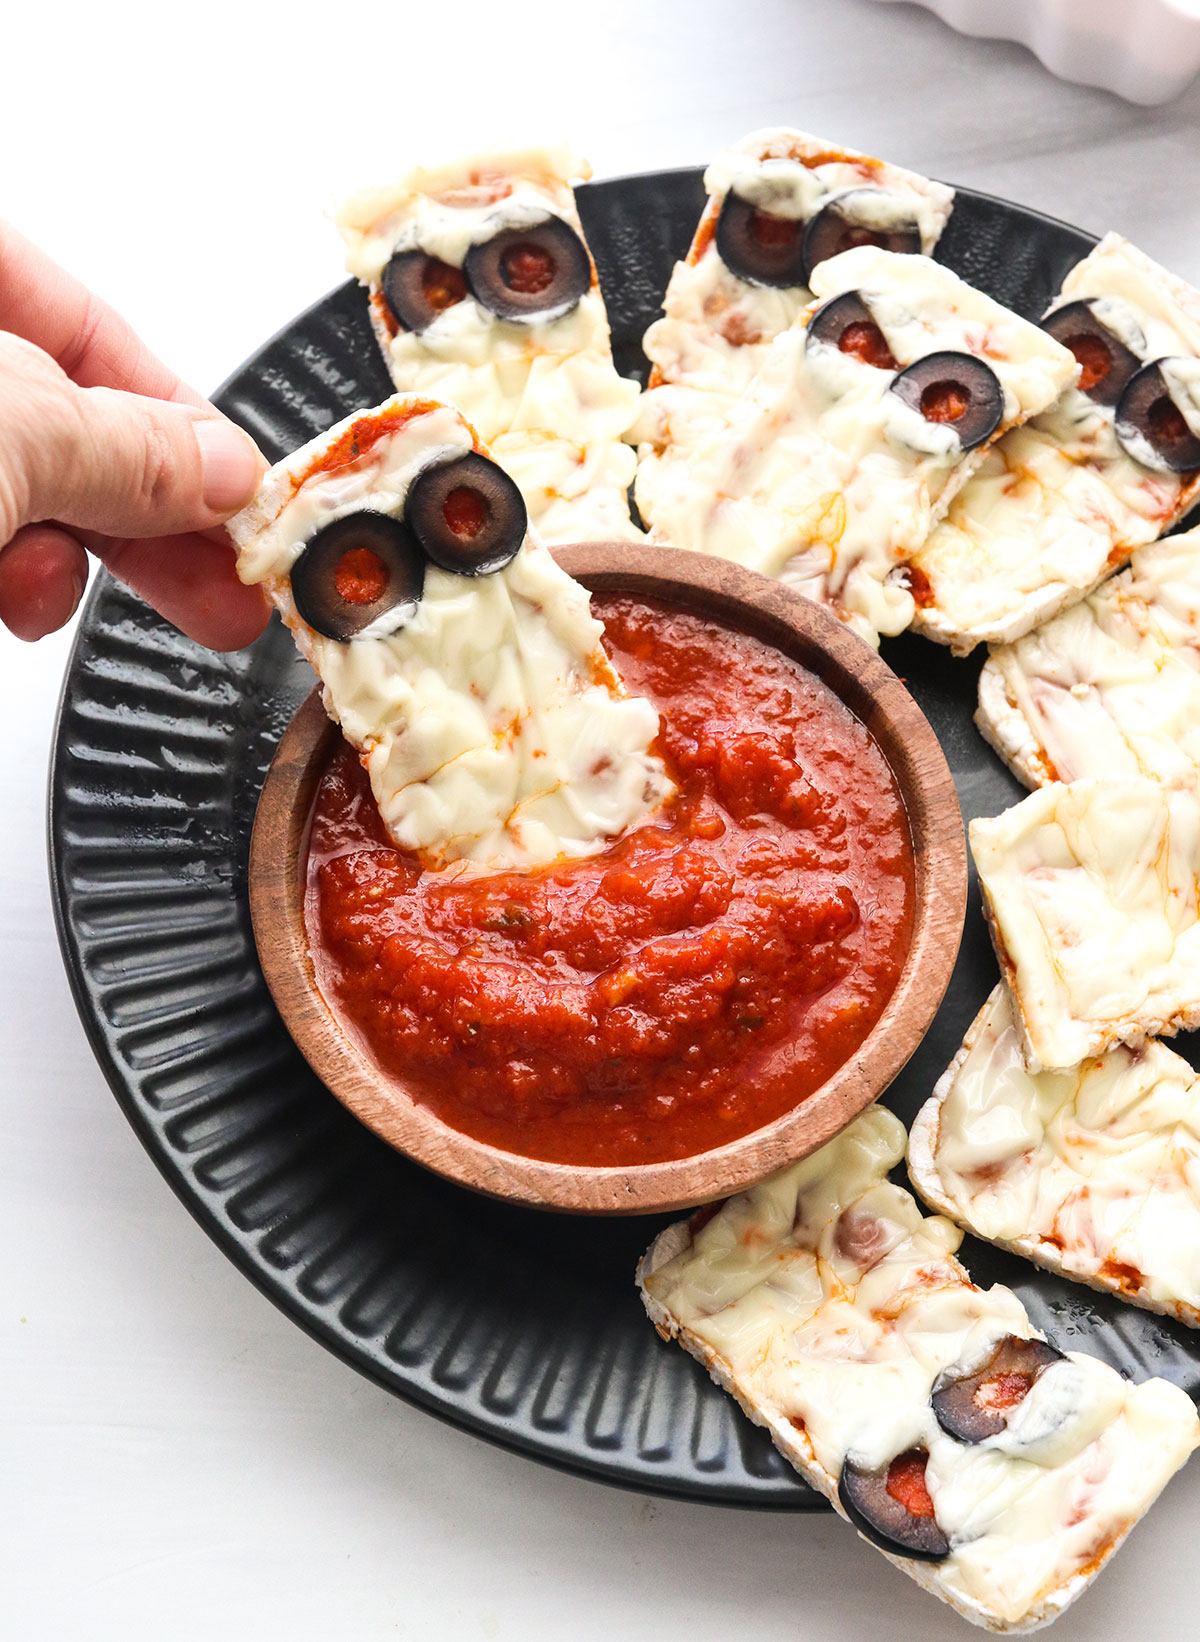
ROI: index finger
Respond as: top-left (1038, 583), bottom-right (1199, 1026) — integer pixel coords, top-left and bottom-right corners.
top-left (0, 218), bottom-right (205, 408)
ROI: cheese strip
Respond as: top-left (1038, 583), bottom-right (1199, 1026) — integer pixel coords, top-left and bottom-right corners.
top-left (635, 246), bottom-right (1076, 647)
top-left (910, 984), bottom-right (1200, 1328)
top-left (228, 396), bottom-right (670, 871)
top-left (977, 525), bottom-right (1200, 789)
top-left (639, 1106), bottom-right (1198, 1633)
top-left (639, 127), bottom-right (953, 454)
top-left (970, 778), bottom-right (1200, 1071)
top-left (910, 235), bottom-right (1200, 653)
top-left (336, 145), bottom-right (642, 544)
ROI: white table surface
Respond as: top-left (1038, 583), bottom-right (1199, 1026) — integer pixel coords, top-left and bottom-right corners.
top-left (5, 2), bottom-right (1200, 1636)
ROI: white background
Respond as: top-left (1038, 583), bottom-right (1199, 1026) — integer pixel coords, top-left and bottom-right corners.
top-left (5, 2), bottom-right (1200, 1637)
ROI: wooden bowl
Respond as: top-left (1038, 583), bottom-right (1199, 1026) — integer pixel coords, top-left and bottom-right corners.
top-left (249, 544), bottom-right (966, 1215)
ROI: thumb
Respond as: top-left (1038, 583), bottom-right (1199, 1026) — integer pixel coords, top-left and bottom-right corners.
top-left (21, 378), bottom-right (264, 540)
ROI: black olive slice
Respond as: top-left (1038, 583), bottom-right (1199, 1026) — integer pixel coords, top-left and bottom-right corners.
top-left (839, 1450), bottom-right (950, 1562)
top-left (714, 191), bottom-right (807, 288)
top-left (1040, 299), bottom-right (1140, 407)
top-left (1115, 358), bottom-right (1200, 474)
top-left (291, 511), bottom-right (425, 642)
top-left (806, 290), bottom-right (898, 371)
top-left (381, 249), bottom-right (469, 333)
top-left (801, 190), bottom-right (922, 283)
top-left (463, 218), bottom-right (591, 324)
top-left (889, 351), bottom-right (1004, 451)
top-left (932, 1335), bottom-right (1064, 1443)
top-left (405, 452), bottom-right (528, 576)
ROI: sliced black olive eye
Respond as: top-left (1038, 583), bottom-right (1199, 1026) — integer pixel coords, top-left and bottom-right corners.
top-left (1115, 358), bottom-right (1200, 474)
top-left (714, 191), bottom-right (807, 289)
top-left (801, 190), bottom-right (922, 284)
top-left (291, 511), bottom-right (425, 642)
top-left (405, 451), bottom-right (527, 576)
top-left (889, 351), bottom-right (1004, 451)
top-left (932, 1334), bottom-right (1063, 1443)
top-left (463, 218), bottom-right (591, 324)
top-left (839, 1449), bottom-right (950, 1562)
top-left (381, 249), bottom-right (469, 334)
top-left (1040, 299), bottom-right (1140, 407)
top-left (806, 290), bottom-right (898, 370)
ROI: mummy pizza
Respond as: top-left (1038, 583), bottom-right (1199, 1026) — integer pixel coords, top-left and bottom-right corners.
top-left (637, 127), bottom-right (954, 456)
top-left (969, 778), bottom-right (1200, 1072)
top-left (977, 525), bottom-right (1200, 789)
top-left (639, 1105), bottom-right (1198, 1633)
top-left (335, 146), bottom-right (642, 544)
top-left (909, 235), bottom-right (1200, 653)
top-left (910, 984), bottom-right (1200, 1329)
top-left (635, 246), bottom-right (1077, 646)
top-left (228, 396), bottom-right (671, 871)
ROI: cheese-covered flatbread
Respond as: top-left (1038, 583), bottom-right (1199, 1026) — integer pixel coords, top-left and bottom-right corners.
top-left (910, 984), bottom-right (1200, 1329)
top-left (635, 246), bottom-right (1076, 646)
top-left (910, 235), bottom-right (1200, 653)
top-left (229, 396), bottom-right (670, 871)
top-left (639, 1105), bottom-right (1198, 1633)
top-left (970, 778), bottom-right (1200, 1071)
top-left (336, 146), bottom-right (642, 544)
top-left (638, 127), bottom-right (953, 454)
top-left (977, 524), bottom-right (1200, 789)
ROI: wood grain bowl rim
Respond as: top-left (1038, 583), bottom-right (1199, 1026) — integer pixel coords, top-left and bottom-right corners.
top-left (249, 543), bottom-right (967, 1215)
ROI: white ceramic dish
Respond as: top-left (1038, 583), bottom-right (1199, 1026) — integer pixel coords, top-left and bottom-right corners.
top-left (878, 0), bottom-right (1200, 104)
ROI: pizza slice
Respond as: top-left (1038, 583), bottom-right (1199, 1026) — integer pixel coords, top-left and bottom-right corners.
top-left (335, 145), bottom-right (642, 544)
top-left (977, 524), bottom-right (1200, 788)
top-left (635, 245), bottom-right (1077, 646)
top-left (640, 1105), bottom-right (1199, 1633)
top-left (909, 984), bottom-right (1200, 1324)
top-left (909, 235), bottom-right (1200, 653)
top-left (228, 395), bottom-right (671, 872)
top-left (969, 777), bottom-right (1200, 1071)
top-left (637, 127), bottom-right (954, 457)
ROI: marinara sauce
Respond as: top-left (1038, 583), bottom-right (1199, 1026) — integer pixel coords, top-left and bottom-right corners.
top-left (306, 596), bottom-right (915, 1166)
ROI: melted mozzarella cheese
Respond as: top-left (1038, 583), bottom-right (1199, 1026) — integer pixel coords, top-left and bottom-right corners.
top-left (977, 525), bottom-right (1200, 790)
top-left (911, 984), bottom-right (1200, 1327)
top-left (970, 777), bottom-right (1200, 1071)
top-left (635, 246), bottom-right (1076, 647)
top-left (336, 145), bottom-right (642, 544)
top-left (640, 1106), bottom-right (1198, 1632)
top-left (228, 397), bottom-right (670, 872)
top-left (910, 235), bottom-right (1200, 652)
top-left (640, 127), bottom-right (953, 421)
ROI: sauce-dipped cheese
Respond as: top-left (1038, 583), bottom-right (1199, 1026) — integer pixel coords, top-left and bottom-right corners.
top-left (336, 145), bottom-right (642, 544)
top-left (978, 524), bottom-right (1200, 789)
top-left (640, 1106), bottom-right (1198, 1633)
top-left (910, 984), bottom-right (1200, 1329)
top-left (970, 778), bottom-right (1200, 1071)
top-left (635, 247), bottom-right (1076, 646)
top-left (910, 236), bottom-right (1200, 653)
top-left (229, 396), bottom-right (670, 871)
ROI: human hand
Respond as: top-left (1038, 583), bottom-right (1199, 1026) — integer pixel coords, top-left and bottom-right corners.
top-left (0, 221), bottom-right (270, 649)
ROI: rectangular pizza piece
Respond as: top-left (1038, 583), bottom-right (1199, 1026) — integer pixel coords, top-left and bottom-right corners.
top-left (336, 145), bottom-right (643, 545)
top-left (909, 235), bottom-right (1200, 653)
top-left (635, 245), bottom-right (1076, 646)
top-left (639, 1105), bottom-right (1198, 1633)
top-left (228, 395), bottom-right (670, 872)
top-left (637, 127), bottom-right (953, 458)
top-left (977, 524), bottom-right (1200, 789)
top-left (969, 777), bottom-right (1200, 1071)
top-left (910, 983), bottom-right (1200, 1327)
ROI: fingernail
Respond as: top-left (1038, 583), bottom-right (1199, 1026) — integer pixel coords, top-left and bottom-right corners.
top-left (194, 418), bottom-right (264, 514)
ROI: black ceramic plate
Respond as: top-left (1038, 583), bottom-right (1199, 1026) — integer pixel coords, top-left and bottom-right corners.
top-left (49, 170), bottom-right (1200, 1510)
